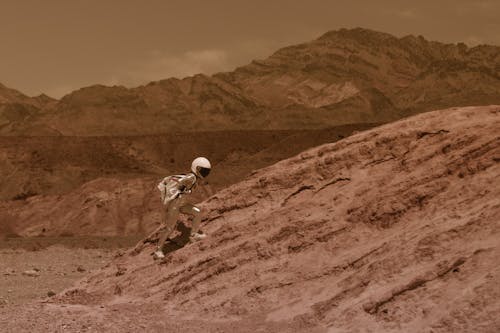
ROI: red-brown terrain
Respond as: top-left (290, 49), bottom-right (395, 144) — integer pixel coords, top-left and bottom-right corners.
top-left (1, 27), bottom-right (499, 332)
top-left (1, 105), bottom-right (498, 332)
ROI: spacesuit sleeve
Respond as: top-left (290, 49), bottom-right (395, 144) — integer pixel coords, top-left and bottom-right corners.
top-left (164, 188), bottom-right (181, 204)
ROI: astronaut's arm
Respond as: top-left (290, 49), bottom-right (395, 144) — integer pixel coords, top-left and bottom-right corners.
top-left (163, 188), bottom-right (181, 205)
top-left (167, 189), bottom-right (181, 200)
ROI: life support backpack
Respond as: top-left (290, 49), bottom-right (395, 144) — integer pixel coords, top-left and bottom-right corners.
top-left (157, 174), bottom-right (195, 203)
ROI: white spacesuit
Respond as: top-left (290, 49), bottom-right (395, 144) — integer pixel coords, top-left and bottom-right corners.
top-left (153, 157), bottom-right (211, 259)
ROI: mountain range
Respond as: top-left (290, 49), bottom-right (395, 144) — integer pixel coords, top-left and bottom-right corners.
top-left (1, 28), bottom-right (499, 135)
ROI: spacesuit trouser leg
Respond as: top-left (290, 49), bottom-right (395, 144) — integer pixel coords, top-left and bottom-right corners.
top-left (179, 203), bottom-right (202, 235)
top-left (157, 199), bottom-right (181, 250)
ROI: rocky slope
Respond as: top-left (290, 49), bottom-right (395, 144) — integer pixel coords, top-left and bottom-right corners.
top-left (2, 28), bottom-right (499, 135)
top-left (1, 105), bottom-right (498, 332)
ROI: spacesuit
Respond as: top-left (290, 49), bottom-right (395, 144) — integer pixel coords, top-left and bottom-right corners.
top-left (153, 157), bottom-right (211, 259)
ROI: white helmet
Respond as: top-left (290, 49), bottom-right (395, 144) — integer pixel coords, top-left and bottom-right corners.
top-left (191, 157), bottom-right (211, 178)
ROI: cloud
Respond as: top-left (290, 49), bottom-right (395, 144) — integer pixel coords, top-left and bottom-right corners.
top-left (116, 38), bottom-right (292, 87)
top-left (123, 49), bottom-right (230, 85)
top-left (43, 44), bottom-right (274, 96)
top-left (44, 85), bottom-right (76, 99)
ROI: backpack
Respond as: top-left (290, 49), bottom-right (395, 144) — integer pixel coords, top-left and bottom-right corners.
top-left (157, 174), bottom-right (194, 203)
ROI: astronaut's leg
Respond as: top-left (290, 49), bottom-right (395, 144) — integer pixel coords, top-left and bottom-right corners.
top-left (179, 203), bottom-right (206, 241)
top-left (155, 200), bottom-right (180, 259)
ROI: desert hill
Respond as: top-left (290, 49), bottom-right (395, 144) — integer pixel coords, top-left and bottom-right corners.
top-left (0, 83), bottom-right (56, 107)
top-left (1, 28), bottom-right (499, 135)
top-left (0, 123), bottom-right (375, 236)
top-left (2, 105), bottom-right (498, 332)
top-left (0, 83), bottom-right (57, 134)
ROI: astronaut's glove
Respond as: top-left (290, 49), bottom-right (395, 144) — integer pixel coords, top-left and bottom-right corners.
top-left (179, 185), bottom-right (191, 195)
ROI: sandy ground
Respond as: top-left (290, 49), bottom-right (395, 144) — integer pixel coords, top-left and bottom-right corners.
top-left (0, 237), bottom-right (139, 306)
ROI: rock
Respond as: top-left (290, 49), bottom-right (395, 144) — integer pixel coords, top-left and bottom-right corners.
top-left (115, 266), bottom-right (127, 276)
top-left (76, 266), bottom-right (86, 273)
top-left (47, 291), bottom-right (56, 297)
top-left (22, 270), bottom-right (40, 277)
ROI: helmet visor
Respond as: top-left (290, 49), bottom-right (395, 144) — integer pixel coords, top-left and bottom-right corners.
top-left (198, 167), bottom-right (211, 178)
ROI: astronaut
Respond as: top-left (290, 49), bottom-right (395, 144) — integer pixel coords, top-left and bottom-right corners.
top-left (153, 157), bottom-right (211, 259)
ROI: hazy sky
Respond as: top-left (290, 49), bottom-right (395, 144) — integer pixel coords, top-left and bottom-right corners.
top-left (1, 0), bottom-right (499, 98)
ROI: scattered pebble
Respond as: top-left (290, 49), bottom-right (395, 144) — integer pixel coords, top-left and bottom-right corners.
top-left (22, 270), bottom-right (40, 277)
top-left (115, 266), bottom-right (127, 276)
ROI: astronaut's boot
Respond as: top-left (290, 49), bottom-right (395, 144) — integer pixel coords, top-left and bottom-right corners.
top-left (153, 247), bottom-right (165, 260)
top-left (190, 232), bottom-right (207, 242)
